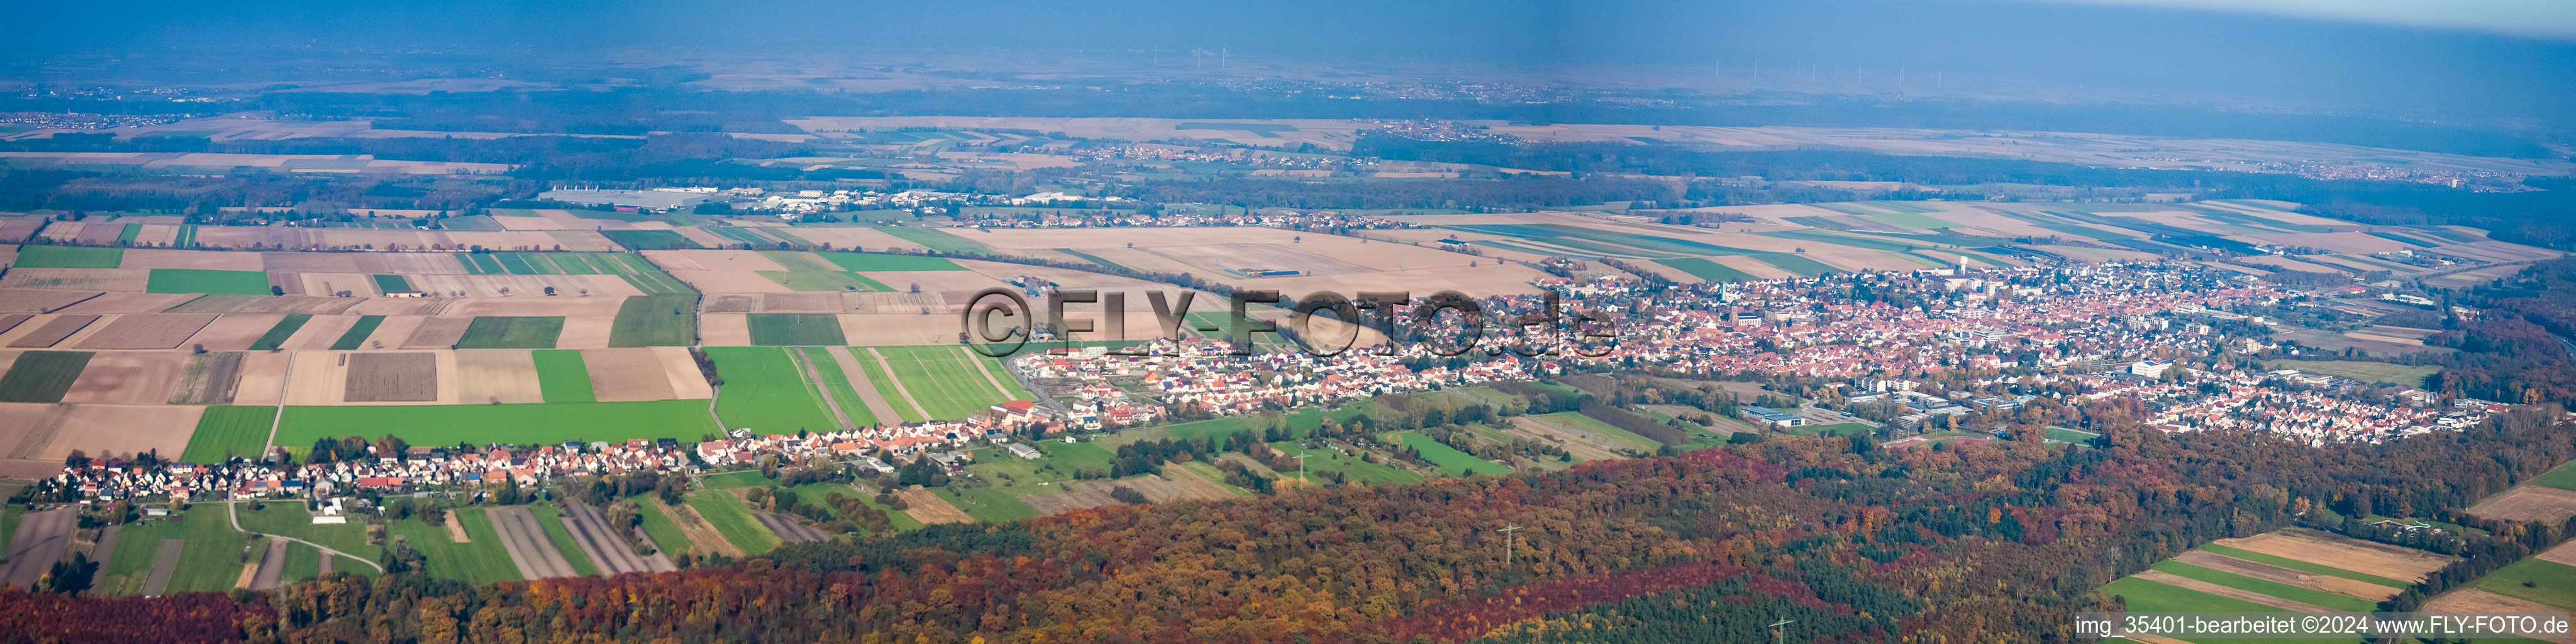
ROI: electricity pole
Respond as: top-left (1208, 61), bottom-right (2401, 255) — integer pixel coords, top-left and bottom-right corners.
top-left (1499, 525), bottom-right (1521, 563)
top-left (1770, 618), bottom-right (1796, 644)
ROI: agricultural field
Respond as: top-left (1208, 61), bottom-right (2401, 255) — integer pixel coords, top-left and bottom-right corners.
top-left (1393, 431), bottom-right (1513, 475)
top-left (277, 399), bottom-right (717, 446)
top-left (704, 346), bottom-right (840, 434)
top-left (2467, 458), bottom-right (2576, 524)
top-left (14, 246), bottom-right (123, 269)
top-left (0, 350), bottom-right (91, 402)
top-left (179, 405), bottom-right (275, 462)
top-left (455, 316), bottom-right (565, 349)
top-left (530, 349), bottom-right (596, 402)
top-left (685, 490), bottom-right (781, 554)
top-left (867, 345), bottom-right (1030, 420)
top-left (745, 313), bottom-right (846, 346)
top-left (2095, 527), bottom-right (2456, 636)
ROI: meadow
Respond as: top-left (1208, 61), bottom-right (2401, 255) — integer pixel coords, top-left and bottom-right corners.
top-left (747, 313), bottom-right (847, 346)
top-left (276, 399), bottom-right (717, 445)
top-left (455, 316), bottom-right (565, 349)
top-left (179, 405), bottom-right (276, 462)
top-left (1394, 431), bottom-right (1513, 475)
top-left (609, 294), bottom-right (697, 347)
top-left (705, 346), bottom-right (840, 434)
top-left (146, 269), bottom-right (272, 295)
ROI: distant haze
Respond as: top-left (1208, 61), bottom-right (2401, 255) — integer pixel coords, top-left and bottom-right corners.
top-left (7, 0), bottom-right (2573, 124)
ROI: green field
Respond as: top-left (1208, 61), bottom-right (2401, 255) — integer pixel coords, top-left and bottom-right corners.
top-left (131, 506), bottom-right (255, 594)
top-left (2044, 426), bottom-right (2102, 443)
top-left (329, 315), bottom-right (385, 350)
top-left (455, 253), bottom-right (505, 274)
top-left (2526, 458), bottom-right (2576, 492)
top-left (601, 229), bottom-right (702, 251)
top-left (818, 252), bottom-right (967, 272)
top-left (180, 405), bottom-right (276, 462)
top-left (2473, 558), bottom-right (2576, 609)
top-left (849, 349), bottom-right (926, 423)
top-left (277, 399), bottom-right (718, 445)
top-left (797, 347), bottom-right (877, 427)
top-left (706, 347), bottom-right (840, 434)
top-left (1784, 422), bottom-right (1876, 438)
top-left (706, 226), bottom-right (775, 247)
top-left (455, 316), bottom-right (564, 349)
top-left (389, 509), bottom-right (523, 585)
top-left (875, 226), bottom-right (991, 253)
top-left (531, 349), bottom-right (597, 402)
top-left (1859, 212), bottom-right (1957, 230)
top-left (1749, 253), bottom-right (1840, 277)
top-left (2147, 560), bottom-right (2380, 612)
top-left (1654, 257), bottom-right (1758, 282)
top-left (0, 350), bottom-right (92, 402)
top-left (146, 269), bottom-right (272, 295)
top-left (1394, 431), bottom-right (1513, 475)
top-left (114, 223), bottom-right (142, 244)
top-left (686, 491), bottom-right (781, 554)
top-left (1267, 440), bottom-right (1424, 486)
top-left (609, 293), bottom-right (697, 347)
top-left (758, 270), bottom-right (889, 292)
top-left (632, 499), bottom-right (696, 556)
top-left (371, 274), bottom-right (414, 293)
top-left (871, 345), bottom-right (1028, 420)
top-left (14, 245), bottom-right (123, 268)
top-left (235, 503), bottom-right (375, 562)
top-left (934, 486), bottom-right (1042, 523)
top-left (247, 313), bottom-right (312, 351)
top-left (747, 313), bottom-right (847, 345)
top-left (1538, 411), bottom-right (1661, 451)
top-left (531, 504), bottom-right (602, 576)
top-left (2262, 360), bottom-right (2441, 388)
top-left (2098, 576), bottom-right (2287, 613)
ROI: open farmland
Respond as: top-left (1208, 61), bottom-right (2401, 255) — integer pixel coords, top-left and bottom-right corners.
top-left (179, 405), bottom-right (275, 462)
top-left (869, 345), bottom-right (1028, 420)
top-left (745, 313), bottom-right (846, 346)
top-left (2095, 528), bottom-right (2457, 638)
top-left (704, 346), bottom-right (839, 433)
top-left (344, 352), bottom-right (439, 402)
top-left (277, 399), bottom-right (715, 445)
top-left (0, 350), bottom-right (91, 402)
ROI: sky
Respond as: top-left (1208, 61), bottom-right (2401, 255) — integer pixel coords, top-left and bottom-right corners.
top-left (6, 0), bottom-right (2571, 124)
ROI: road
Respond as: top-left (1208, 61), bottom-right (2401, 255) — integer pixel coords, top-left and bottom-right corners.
top-left (224, 502), bottom-right (383, 573)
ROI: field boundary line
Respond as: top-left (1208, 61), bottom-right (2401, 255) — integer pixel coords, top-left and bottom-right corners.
top-left (789, 348), bottom-right (854, 430)
top-left (960, 346), bottom-right (1016, 399)
top-left (263, 352), bottom-right (294, 452)
top-left (828, 347), bottom-right (902, 425)
top-left (865, 348), bottom-right (931, 419)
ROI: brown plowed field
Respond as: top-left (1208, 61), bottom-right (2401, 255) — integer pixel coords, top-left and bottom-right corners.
top-left (701, 295), bottom-right (757, 313)
top-left (73, 313), bottom-right (220, 349)
top-left (230, 352), bottom-right (289, 405)
top-left (179, 313), bottom-right (284, 351)
top-left (341, 298), bottom-right (454, 316)
top-left (455, 350), bottom-right (542, 404)
top-left (698, 313), bottom-right (751, 345)
top-left (0, 291), bottom-right (100, 313)
top-left (123, 249), bottom-right (264, 271)
top-left (2170, 550), bottom-right (2399, 600)
top-left (582, 348), bottom-right (677, 401)
top-left (760, 293), bottom-right (845, 313)
top-left (0, 315), bottom-right (26, 337)
top-left (34, 404), bottom-right (201, 460)
top-left (280, 314), bottom-right (359, 350)
top-left (401, 316), bottom-right (472, 348)
top-left (55, 293), bottom-right (199, 314)
top-left (450, 296), bottom-right (629, 317)
top-left (1150, 460), bottom-right (1239, 499)
top-left (2536, 539), bottom-right (2576, 567)
top-left (8, 314), bottom-right (97, 347)
top-left (894, 489), bottom-right (971, 525)
top-left (0, 268), bottom-right (148, 292)
top-left (345, 352), bottom-right (438, 402)
top-left (484, 506), bottom-right (577, 579)
top-left (555, 316), bottom-right (615, 349)
top-left (653, 347), bottom-right (713, 399)
top-left (350, 316), bottom-right (418, 351)
top-left (2468, 486), bottom-right (2576, 524)
top-left (755, 513), bottom-right (829, 543)
top-left (2421, 590), bottom-right (2576, 644)
top-left (165, 295), bottom-right (359, 314)
top-left (60, 352), bottom-right (187, 404)
top-left (668, 270), bottom-right (794, 294)
top-left (2213, 528), bottom-right (2458, 583)
top-left (1019, 488), bottom-right (1118, 515)
top-left (167, 352), bottom-right (246, 404)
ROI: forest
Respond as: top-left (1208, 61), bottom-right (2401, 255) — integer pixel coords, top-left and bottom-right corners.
top-left (2, 391), bottom-right (2569, 643)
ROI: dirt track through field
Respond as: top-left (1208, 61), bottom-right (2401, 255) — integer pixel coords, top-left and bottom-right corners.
top-left (140, 538), bottom-right (182, 596)
top-left (486, 506), bottom-right (579, 579)
top-left (248, 537), bottom-right (289, 591)
top-left (789, 350), bottom-right (854, 430)
top-left (2172, 550), bottom-right (2399, 600)
top-left (2131, 570), bottom-right (2341, 613)
top-left (864, 348), bottom-right (932, 419)
top-left (647, 497), bottom-right (742, 557)
top-left (962, 347), bottom-right (1015, 398)
top-left (559, 503), bottom-right (675, 574)
top-left (755, 513), bottom-right (829, 543)
top-left (0, 508), bottom-right (74, 589)
top-left (827, 348), bottom-right (902, 425)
